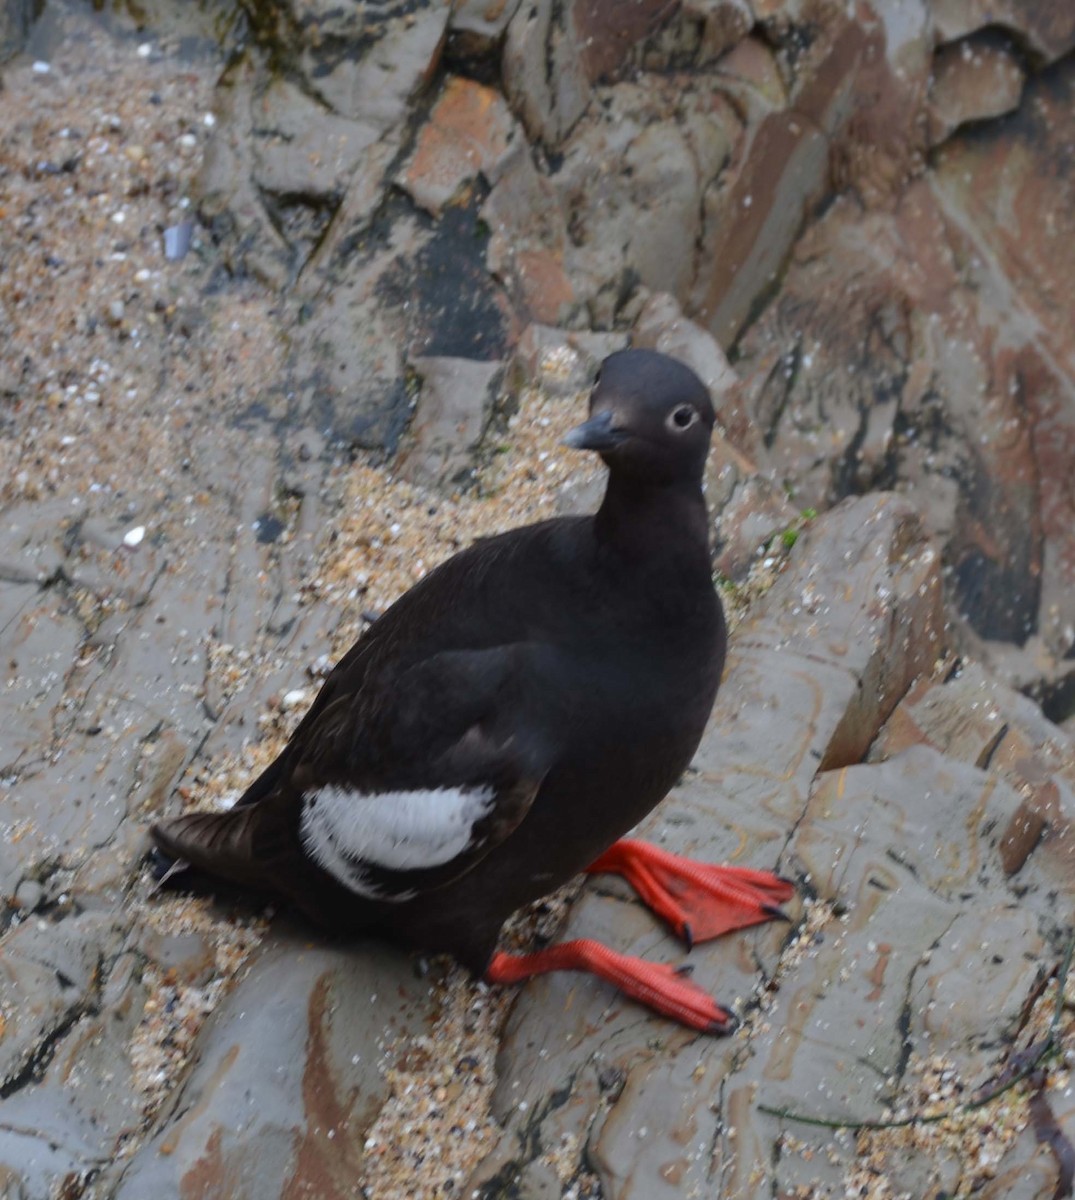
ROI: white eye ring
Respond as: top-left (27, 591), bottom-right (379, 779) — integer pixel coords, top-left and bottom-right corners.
top-left (667, 405), bottom-right (697, 431)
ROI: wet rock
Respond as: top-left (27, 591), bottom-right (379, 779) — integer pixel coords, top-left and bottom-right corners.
top-left (711, 470), bottom-right (799, 579)
top-left (501, 0), bottom-right (695, 150)
top-left (248, 79), bottom-right (381, 203)
top-left (196, 57), bottom-right (294, 288)
top-left (711, 33), bottom-right (788, 118)
top-left (297, 3), bottom-right (448, 127)
top-left (931, 62), bottom-right (1075, 671)
top-left (395, 356), bottom-right (504, 490)
top-left (198, 0), bottom-right (447, 285)
top-left (107, 926), bottom-right (440, 1200)
top-left (0, 945), bottom-right (151, 1199)
top-left (927, 30), bottom-right (1025, 144)
top-left (12, 880), bottom-right (43, 912)
top-left (729, 93), bottom-right (1075, 685)
top-left (0, 593), bottom-right (82, 778)
top-left (293, 257), bottom-right (416, 452)
top-left (0, 501), bottom-right (68, 584)
top-left (7, 1), bottom-right (1075, 1194)
top-left (751, 745), bottom-right (1051, 1199)
top-left (872, 659), bottom-right (1075, 885)
top-left (1, 701), bottom-right (167, 897)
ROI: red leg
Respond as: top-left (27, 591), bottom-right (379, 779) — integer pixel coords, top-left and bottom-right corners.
top-left (486, 940), bottom-right (736, 1034)
top-left (586, 839), bottom-right (794, 948)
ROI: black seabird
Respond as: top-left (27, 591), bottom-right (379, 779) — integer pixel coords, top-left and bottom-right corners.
top-left (151, 348), bottom-right (791, 1031)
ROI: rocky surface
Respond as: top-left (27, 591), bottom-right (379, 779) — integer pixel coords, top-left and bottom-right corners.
top-left (1, 0), bottom-right (1074, 1197)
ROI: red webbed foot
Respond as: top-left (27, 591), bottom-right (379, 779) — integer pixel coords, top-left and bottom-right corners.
top-left (586, 838), bottom-right (795, 949)
top-left (486, 940), bottom-right (736, 1034)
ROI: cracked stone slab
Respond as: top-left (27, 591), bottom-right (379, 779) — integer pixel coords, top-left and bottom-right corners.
top-left (0, 590), bottom-right (82, 776)
top-left (0, 943), bottom-right (151, 1198)
top-left (0, 912), bottom-right (116, 1094)
top-left (872, 659), bottom-right (1075, 889)
top-left (105, 925), bottom-right (440, 1200)
top-left (729, 745), bottom-right (1056, 1199)
top-left (0, 701), bottom-right (167, 898)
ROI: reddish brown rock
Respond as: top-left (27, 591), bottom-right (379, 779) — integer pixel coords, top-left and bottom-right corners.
top-left (691, 109), bottom-right (829, 346)
top-left (483, 148), bottom-right (575, 324)
top-left (572, 0), bottom-right (680, 81)
top-left (727, 121), bottom-right (1075, 682)
top-left (397, 77), bottom-right (518, 216)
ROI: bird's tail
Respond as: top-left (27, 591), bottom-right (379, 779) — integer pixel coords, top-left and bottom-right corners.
top-left (150, 807), bottom-right (274, 890)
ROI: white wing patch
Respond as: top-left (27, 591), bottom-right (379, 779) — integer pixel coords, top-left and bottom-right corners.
top-left (299, 784), bottom-right (495, 900)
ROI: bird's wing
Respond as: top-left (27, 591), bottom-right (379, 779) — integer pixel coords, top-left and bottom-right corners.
top-left (153, 643), bottom-right (552, 902)
top-left (287, 644), bottom-right (550, 900)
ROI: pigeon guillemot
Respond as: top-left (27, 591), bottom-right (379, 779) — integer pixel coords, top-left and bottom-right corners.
top-left (151, 348), bottom-right (792, 1032)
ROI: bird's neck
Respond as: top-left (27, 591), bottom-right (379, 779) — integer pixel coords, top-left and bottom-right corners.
top-left (594, 473), bottom-right (711, 575)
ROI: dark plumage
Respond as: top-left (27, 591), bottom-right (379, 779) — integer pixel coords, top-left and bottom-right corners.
top-left (152, 348), bottom-right (790, 1031)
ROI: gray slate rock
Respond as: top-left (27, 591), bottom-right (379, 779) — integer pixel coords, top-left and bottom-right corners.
top-left (107, 926), bottom-right (440, 1200)
top-left (395, 356), bottom-right (504, 491)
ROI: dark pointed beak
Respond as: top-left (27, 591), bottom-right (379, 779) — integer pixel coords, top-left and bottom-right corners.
top-left (562, 410), bottom-right (625, 452)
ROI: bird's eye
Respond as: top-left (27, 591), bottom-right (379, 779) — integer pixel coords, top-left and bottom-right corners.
top-left (668, 405), bottom-right (696, 431)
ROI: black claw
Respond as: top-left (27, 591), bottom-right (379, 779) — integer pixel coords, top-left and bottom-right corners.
top-left (764, 903), bottom-right (792, 922)
top-left (682, 921), bottom-right (694, 951)
top-left (776, 874), bottom-right (796, 888)
top-left (674, 962), bottom-right (695, 977)
top-left (147, 846), bottom-right (191, 886)
top-left (708, 1008), bottom-right (739, 1036)
top-left (148, 846), bottom-right (176, 879)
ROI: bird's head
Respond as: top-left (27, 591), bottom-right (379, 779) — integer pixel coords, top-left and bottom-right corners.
top-left (563, 349), bottom-right (715, 485)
